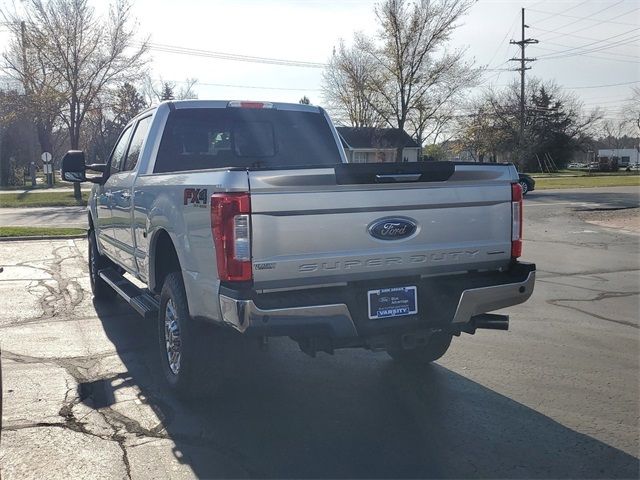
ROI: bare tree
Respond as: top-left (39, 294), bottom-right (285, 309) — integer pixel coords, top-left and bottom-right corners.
top-left (322, 39), bottom-right (386, 127)
top-left (0, 15), bottom-right (65, 167)
top-left (83, 82), bottom-right (147, 163)
top-left (600, 119), bottom-right (629, 150)
top-left (624, 85), bottom-right (639, 136)
top-left (141, 76), bottom-right (199, 104)
top-left (366, 0), bottom-right (476, 156)
top-left (322, 0), bottom-right (477, 158)
top-left (6, 0), bottom-right (148, 197)
top-left (177, 78), bottom-right (198, 100)
top-left (456, 79), bottom-right (602, 170)
top-left (408, 56), bottom-right (477, 146)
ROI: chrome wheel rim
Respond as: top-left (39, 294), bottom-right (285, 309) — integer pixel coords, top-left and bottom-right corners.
top-left (164, 299), bottom-right (181, 375)
top-left (520, 181), bottom-right (528, 194)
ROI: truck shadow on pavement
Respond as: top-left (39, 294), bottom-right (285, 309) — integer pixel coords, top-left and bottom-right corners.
top-left (88, 298), bottom-right (639, 479)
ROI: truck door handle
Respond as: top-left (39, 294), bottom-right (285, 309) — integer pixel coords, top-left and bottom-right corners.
top-left (375, 173), bottom-right (422, 183)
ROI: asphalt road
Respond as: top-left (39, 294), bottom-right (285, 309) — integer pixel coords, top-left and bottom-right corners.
top-left (0, 186), bottom-right (638, 479)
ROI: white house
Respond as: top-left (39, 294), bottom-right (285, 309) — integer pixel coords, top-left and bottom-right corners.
top-left (336, 127), bottom-right (421, 163)
top-left (598, 148), bottom-right (639, 167)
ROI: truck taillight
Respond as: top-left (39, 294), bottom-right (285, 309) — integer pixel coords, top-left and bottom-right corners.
top-left (211, 193), bottom-right (252, 282)
top-left (511, 183), bottom-right (523, 258)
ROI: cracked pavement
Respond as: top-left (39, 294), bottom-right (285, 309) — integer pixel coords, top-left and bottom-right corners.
top-left (0, 186), bottom-right (639, 479)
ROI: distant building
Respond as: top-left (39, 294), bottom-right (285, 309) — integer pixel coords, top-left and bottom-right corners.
top-left (598, 148), bottom-right (639, 167)
top-left (336, 127), bottom-right (421, 163)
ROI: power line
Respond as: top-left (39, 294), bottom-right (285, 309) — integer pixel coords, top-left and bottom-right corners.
top-left (536, 44), bottom-right (639, 62)
top-left (538, 36), bottom-right (639, 60)
top-left (486, 11), bottom-right (520, 68)
top-left (534, 45), bottom-right (640, 64)
top-left (530, 6), bottom-right (640, 41)
top-left (144, 42), bottom-right (327, 68)
top-left (581, 98), bottom-right (631, 106)
top-left (168, 79), bottom-right (321, 92)
top-left (579, 93), bottom-right (633, 101)
top-left (528, 2), bottom-right (636, 28)
top-left (530, 0), bottom-right (592, 24)
top-left (529, 29), bottom-right (640, 60)
top-left (531, 22), bottom-right (637, 44)
top-left (532, 3), bottom-right (638, 42)
top-left (562, 80), bottom-right (640, 90)
top-left (535, 27), bottom-right (640, 59)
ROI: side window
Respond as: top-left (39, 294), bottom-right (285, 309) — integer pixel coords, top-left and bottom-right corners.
top-left (110, 126), bottom-right (133, 175)
top-left (123, 116), bottom-right (152, 172)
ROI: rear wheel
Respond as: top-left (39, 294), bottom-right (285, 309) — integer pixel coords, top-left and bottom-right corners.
top-left (519, 179), bottom-right (529, 195)
top-left (88, 229), bottom-right (116, 300)
top-left (1, 347), bottom-right (3, 444)
top-left (387, 332), bottom-right (452, 366)
top-left (157, 272), bottom-right (226, 398)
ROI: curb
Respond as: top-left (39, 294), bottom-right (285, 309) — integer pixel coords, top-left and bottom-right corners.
top-left (0, 234), bottom-right (86, 242)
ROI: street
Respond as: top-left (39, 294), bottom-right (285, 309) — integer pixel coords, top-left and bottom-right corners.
top-left (0, 186), bottom-right (638, 479)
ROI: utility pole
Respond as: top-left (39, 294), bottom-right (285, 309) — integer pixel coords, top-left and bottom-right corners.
top-left (510, 8), bottom-right (538, 167)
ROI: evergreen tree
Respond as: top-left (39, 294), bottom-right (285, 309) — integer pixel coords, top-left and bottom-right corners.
top-left (113, 83), bottom-right (147, 129)
top-left (159, 82), bottom-right (175, 101)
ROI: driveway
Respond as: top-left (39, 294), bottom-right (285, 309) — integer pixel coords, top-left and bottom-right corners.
top-left (0, 186), bottom-right (638, 479)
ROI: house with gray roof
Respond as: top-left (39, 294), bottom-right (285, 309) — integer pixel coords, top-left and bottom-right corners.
top-left (336, 127), bottom-right (421, 163)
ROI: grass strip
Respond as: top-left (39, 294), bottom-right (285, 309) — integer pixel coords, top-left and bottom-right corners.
top-left (534, 175), bottom-right (640, 190)
top-left (0, 226), bottom-right (86, 238)
top-left (0, 191), bottom-right (88, 208)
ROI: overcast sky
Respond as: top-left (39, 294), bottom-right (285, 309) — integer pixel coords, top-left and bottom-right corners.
top-left (2, 0), bottom-right (639, 121)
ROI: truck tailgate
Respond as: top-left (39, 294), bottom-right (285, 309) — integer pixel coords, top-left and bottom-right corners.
top-left (248, 163), bottom-right (517, 290)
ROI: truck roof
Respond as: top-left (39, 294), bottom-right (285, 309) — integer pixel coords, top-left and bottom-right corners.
top-left (159, 99), bottom-right (322, 114)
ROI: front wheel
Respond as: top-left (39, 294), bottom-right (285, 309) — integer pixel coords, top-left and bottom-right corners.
top-left (387, 333), bottom-right (452, 366)
top-left (519, 180), bottom-right (529, 195)
top-left (157, 272), bottom-right (226, 398)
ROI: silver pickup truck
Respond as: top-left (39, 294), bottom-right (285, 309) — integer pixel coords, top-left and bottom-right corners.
top-left (62, 100), bottom-right (535, 396)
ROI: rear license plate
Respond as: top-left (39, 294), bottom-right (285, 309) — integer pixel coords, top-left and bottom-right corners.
top-left (367, 286), bottom-right (418, 320)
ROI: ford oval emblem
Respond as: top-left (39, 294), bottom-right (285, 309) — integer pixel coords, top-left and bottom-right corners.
top-left (368, 217), bottom-right (417, 240)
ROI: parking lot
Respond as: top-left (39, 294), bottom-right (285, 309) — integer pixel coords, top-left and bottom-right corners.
top-left (0, 186), bottom-right (638, 479)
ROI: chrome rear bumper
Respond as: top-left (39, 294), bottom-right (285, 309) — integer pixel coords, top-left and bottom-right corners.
top-left (219, 296), bottom-right (358, 337)
top-left (219, 266), bottom-right (535, 338)
top-left (451, 271), bottom-right (535, 325)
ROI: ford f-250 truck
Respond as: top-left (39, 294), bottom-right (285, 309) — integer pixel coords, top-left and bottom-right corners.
top-left (62, 100), bottom-right (535, 397)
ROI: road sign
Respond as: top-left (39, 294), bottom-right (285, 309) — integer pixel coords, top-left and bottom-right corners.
top-left (41, 152), bottom-right (52, 163)
top-left (43, 164), bottom-right (53, 174)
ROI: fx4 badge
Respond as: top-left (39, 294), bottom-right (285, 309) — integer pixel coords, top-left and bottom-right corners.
top-left (184, 188), bottom-right (208, 207)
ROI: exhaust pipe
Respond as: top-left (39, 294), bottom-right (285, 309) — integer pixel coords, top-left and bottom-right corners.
top-left (472, 313), bottom-right (509, 331)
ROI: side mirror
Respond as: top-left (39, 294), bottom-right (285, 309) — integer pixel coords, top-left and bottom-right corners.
top-left (61, 151), bottom-right (106, 183)
top-left (61, 150), bottom-right (86, 182)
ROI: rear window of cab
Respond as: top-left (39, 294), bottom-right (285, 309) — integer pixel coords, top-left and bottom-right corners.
top-left (154, 108), bottom-right (342, 173)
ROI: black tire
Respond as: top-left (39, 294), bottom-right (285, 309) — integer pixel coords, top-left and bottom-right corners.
top-left (88, 229), bottom-right (116, 300)
top-left (1, 346), bottom-right (3, 448)
top-left (157, 272), bottom-right (226, 398)
top-left (519, 179), bottom-right (529, 196)
top-left (388, 333), bottom-right (453, 366)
